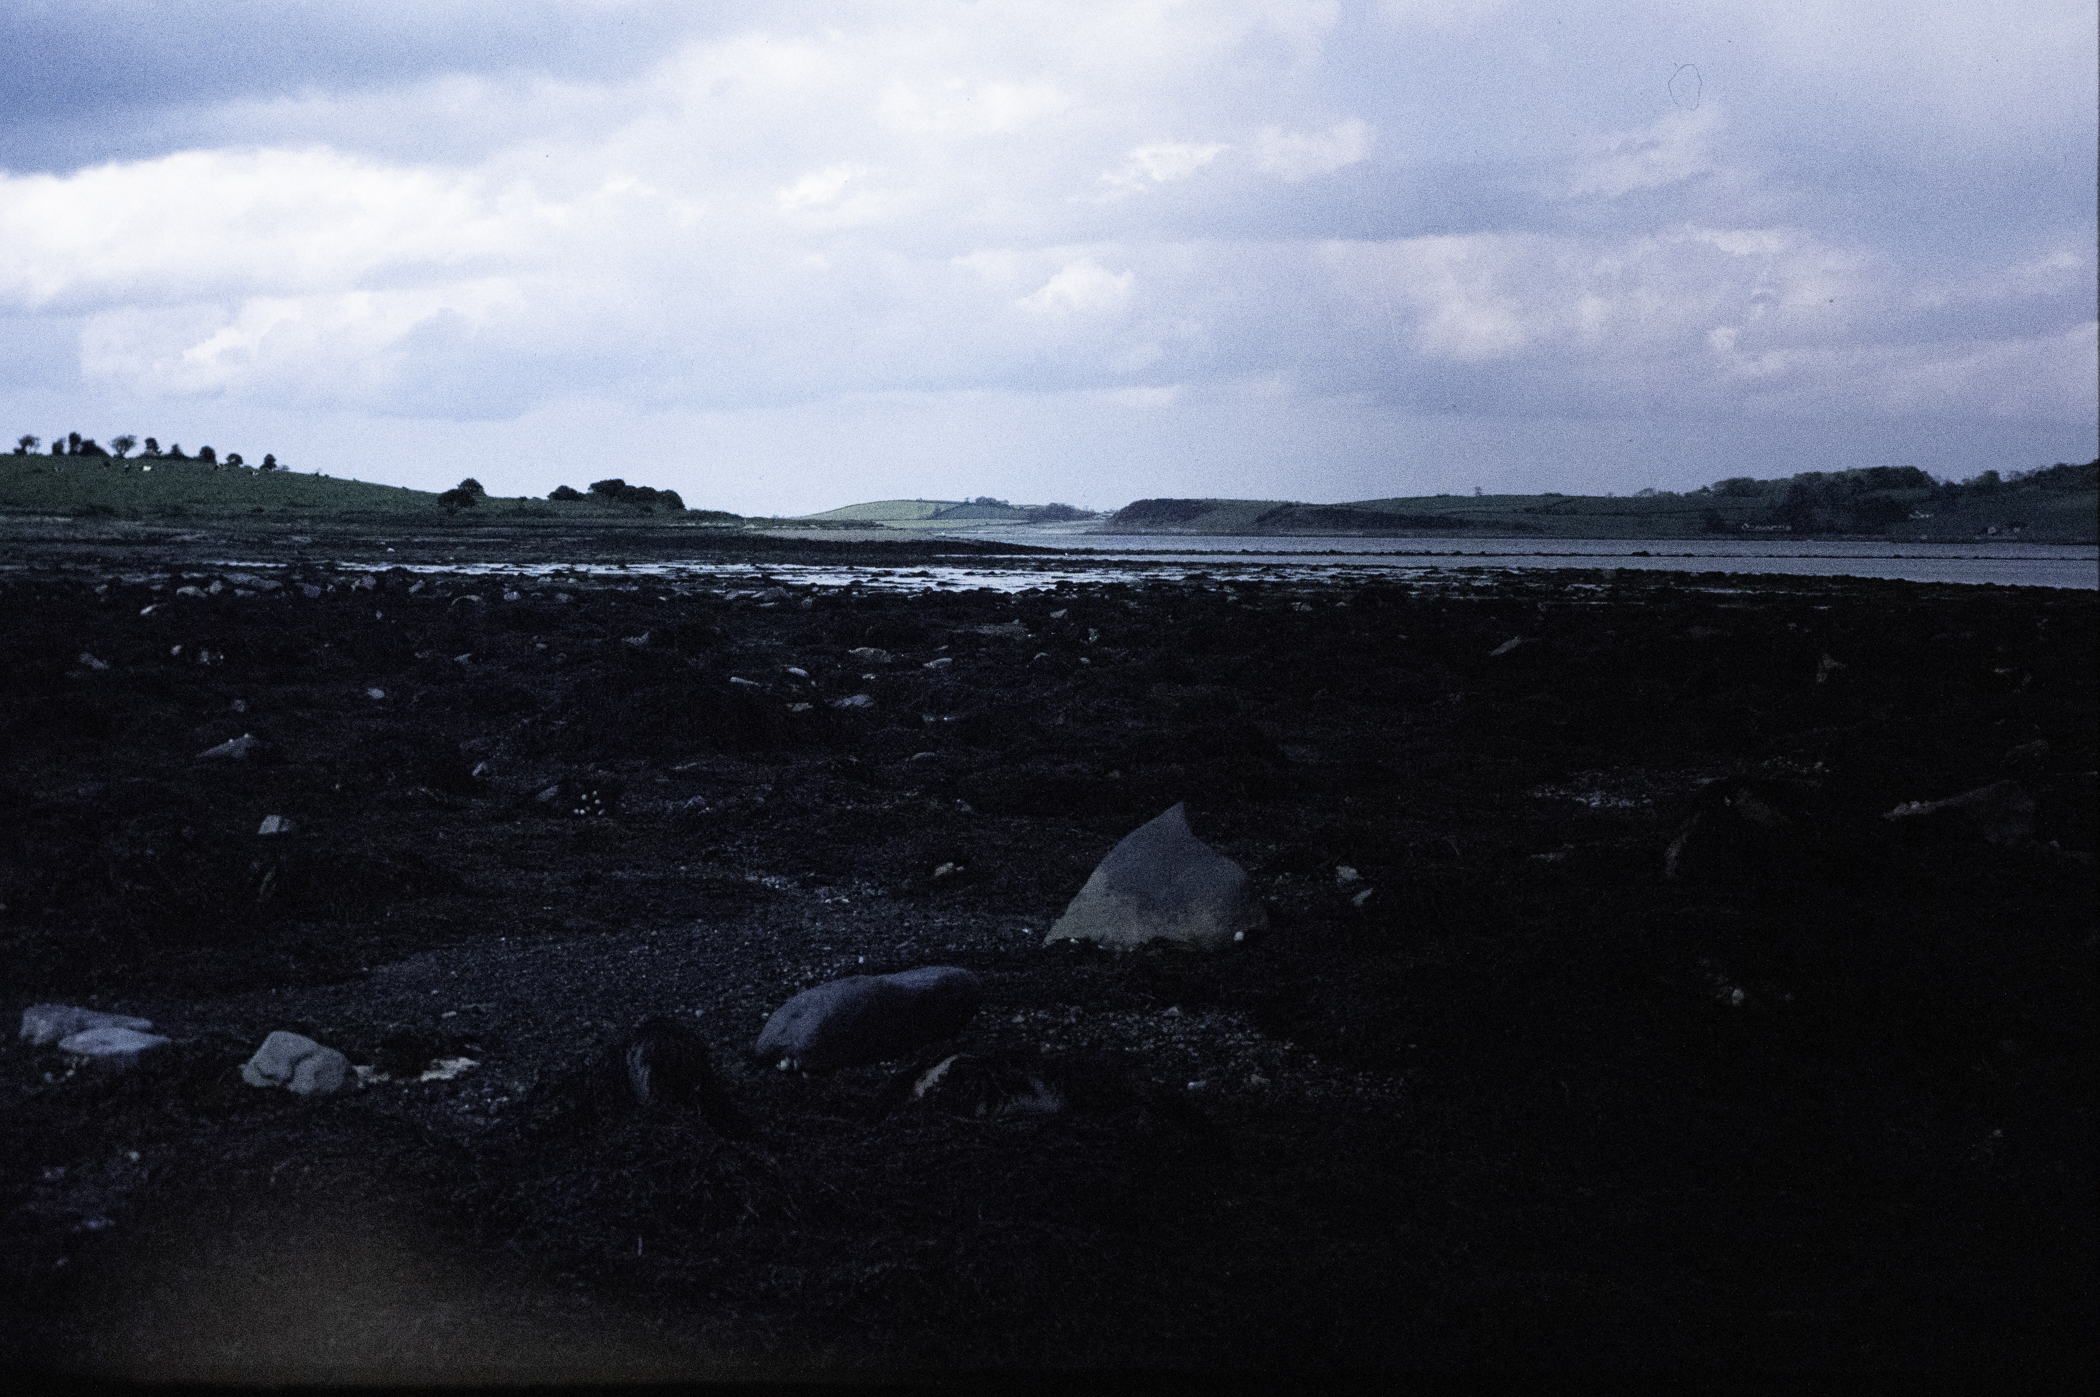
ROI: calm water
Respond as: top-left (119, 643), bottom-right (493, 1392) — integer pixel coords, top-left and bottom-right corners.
top-left (196, 534), bottom-right (2095, 593)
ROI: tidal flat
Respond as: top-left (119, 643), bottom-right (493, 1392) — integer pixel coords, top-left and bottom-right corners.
top-left (2, 536), bottom-right (2093, 1379)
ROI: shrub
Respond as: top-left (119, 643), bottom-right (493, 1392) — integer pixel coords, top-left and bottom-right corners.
top-left (49, 440), bottom-right (62, 455)
top-left (437, 486), bottom-right (480, 511)
top-left (14, 435), bottom-right (36, 454)
top-left (198, 446), bottom-right (217, 463)
top-left (166, 443), bottom-right (187, 459)
top-left (225, 452), bottom-right (242, 466)
top-left (588, 478), bottom-right (628, 498)
top-left (549, 485), bottom-right (584, 501)
top-left (260, 454), bottom-right (276, 470)
top-left (76, 438), bottom-right (109, 458)
top-left (144, 437), bottom-right (159, 456)
top-left (1025, 503), bottom-right (1094, 523)
top-left (456, 477), bottom-right (485, 496)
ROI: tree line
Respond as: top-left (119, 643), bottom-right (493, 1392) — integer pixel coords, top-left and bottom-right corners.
top-left (12, 431), bottom-right (278, 470)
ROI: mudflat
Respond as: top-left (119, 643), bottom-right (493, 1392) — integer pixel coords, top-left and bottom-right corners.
top-left (3, 537), bottom-right (2093, 1379)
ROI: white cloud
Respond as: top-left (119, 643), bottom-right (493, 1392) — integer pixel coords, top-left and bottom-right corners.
top-left (1252, 119), bottom-right (1370, 181)
top-left (1564, 107), bottom-right (1719, 200)
top-left (1100, 140), bottom-right (1231, 192)
top-left (1016, 258), bottom-right (1134, 318)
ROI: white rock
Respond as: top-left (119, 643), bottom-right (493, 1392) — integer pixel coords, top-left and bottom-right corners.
top-left (21, 1004), bottom-right (154, 1047)
top-left (196, 733), bottom-right (261, 760)
top-left (59, 1026), bottom-right (171, 1064)
top-left (1045, 803), bottom-right (1268, 952)
top-left (830, 693), bottom-right (874, 709)
top-left (257, 815), bottom-right (296, 835)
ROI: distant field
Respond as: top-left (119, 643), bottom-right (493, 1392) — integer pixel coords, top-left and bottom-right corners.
top-left (0, 456), bottom-right (737, 528)
top-left (1101, 483), bottom-right (2098, 544)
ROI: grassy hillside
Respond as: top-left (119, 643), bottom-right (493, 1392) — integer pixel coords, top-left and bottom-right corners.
top-left (0, 454), bottom-right (738, 527)
top-left (1104, 462), bottom-right (2098, 543)
top-left (800, 499), bottom-right (961, 522)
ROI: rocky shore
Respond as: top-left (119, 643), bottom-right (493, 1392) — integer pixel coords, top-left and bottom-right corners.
top-left (2, 547), bottom-right (2093, 1379)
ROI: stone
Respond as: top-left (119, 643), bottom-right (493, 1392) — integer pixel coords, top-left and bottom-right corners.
top-left (77, 652), bottom-right (109, 671)
top-left (21, 1003), bottom-right (155, 1047)
top-left (1045, 803), bottom-right (1268, 952)
top-left (242, 1030), bottom-right (353, 1095)
top-left (257, 815), bottom-right (296, 835)
top-left (59, 1026), bottom-right (172, 1065)
top-left (847, 647), bottom-right (891, 663)
top-left (830, 693), bottom-right (874, 709)
top-left (756, 966), bottom-right (983, 1072)
top-left (1885, 780), bottom-right (2035, 846)
top-left (196, 732), bottom-right (263, 761)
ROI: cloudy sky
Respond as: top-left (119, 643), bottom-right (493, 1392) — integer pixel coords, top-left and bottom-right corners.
top-left (2, 1), bottom-right (2093, 514)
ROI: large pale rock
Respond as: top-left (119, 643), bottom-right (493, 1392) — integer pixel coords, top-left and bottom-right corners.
top-left (756, 966), bottom-right (982, 1072)
top-left (59, 1026), bottom-right (172, 1066)
top-left (1045, 803), bottom-right (1267, 951)
top-left (242, 1030), bottom-right (353, 1096)
top-left (21, 1004), bottom-right (155, 1047)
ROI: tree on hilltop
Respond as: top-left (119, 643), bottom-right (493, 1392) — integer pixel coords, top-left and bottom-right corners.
top-left (14, 435), bottom-right (36, 454)
top-left (143, 437), bottom-right (159, 455)
top-left (198, 446), bottom-right (216, 463)
top-left (549, 485), bottom-right (584, 500)
top-left (111, 435), bottom-right (137, 458)
top-left (588, 478), bottom-right (628, 498)
top-left (260, 454), bottom-right (277, 470)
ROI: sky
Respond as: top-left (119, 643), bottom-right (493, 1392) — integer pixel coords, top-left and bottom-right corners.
top-left (1, 0), bottom-right (2093, 515)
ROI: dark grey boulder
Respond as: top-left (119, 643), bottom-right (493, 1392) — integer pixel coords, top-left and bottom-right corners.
top-left (1045, 803), bottom-right (1267, 951)
top-left (755, 966), bottom-right (982, 1073)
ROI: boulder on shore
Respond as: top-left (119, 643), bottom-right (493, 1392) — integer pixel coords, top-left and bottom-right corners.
top-left (756, 966), bottom-right (983, 1073)
top-left (241, 1030), bottom-right (353, 1096)
top-left (21, 1004), bottom-right (155, 1047)
top-left (1045, 803), bottom-right (1267, 951)
top-left (59, 1025), bottom-right (172, 1066)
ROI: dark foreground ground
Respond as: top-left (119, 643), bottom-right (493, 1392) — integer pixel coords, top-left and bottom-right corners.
top-left (1, 539), bottom-right (2093, 1381)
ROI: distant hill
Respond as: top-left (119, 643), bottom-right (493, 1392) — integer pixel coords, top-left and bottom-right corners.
top-left (0, 452), bottom-right (739, 526)
top-left (1103, 462), bottom-right (2098, 544)
top-left (800, 498), bottom-right (1093, 528)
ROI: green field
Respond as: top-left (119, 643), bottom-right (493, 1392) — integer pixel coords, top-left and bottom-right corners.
top-left (0, 454), bottom-right (740, 529)
top-left (1103, 464), bottom-right (2099, 543)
